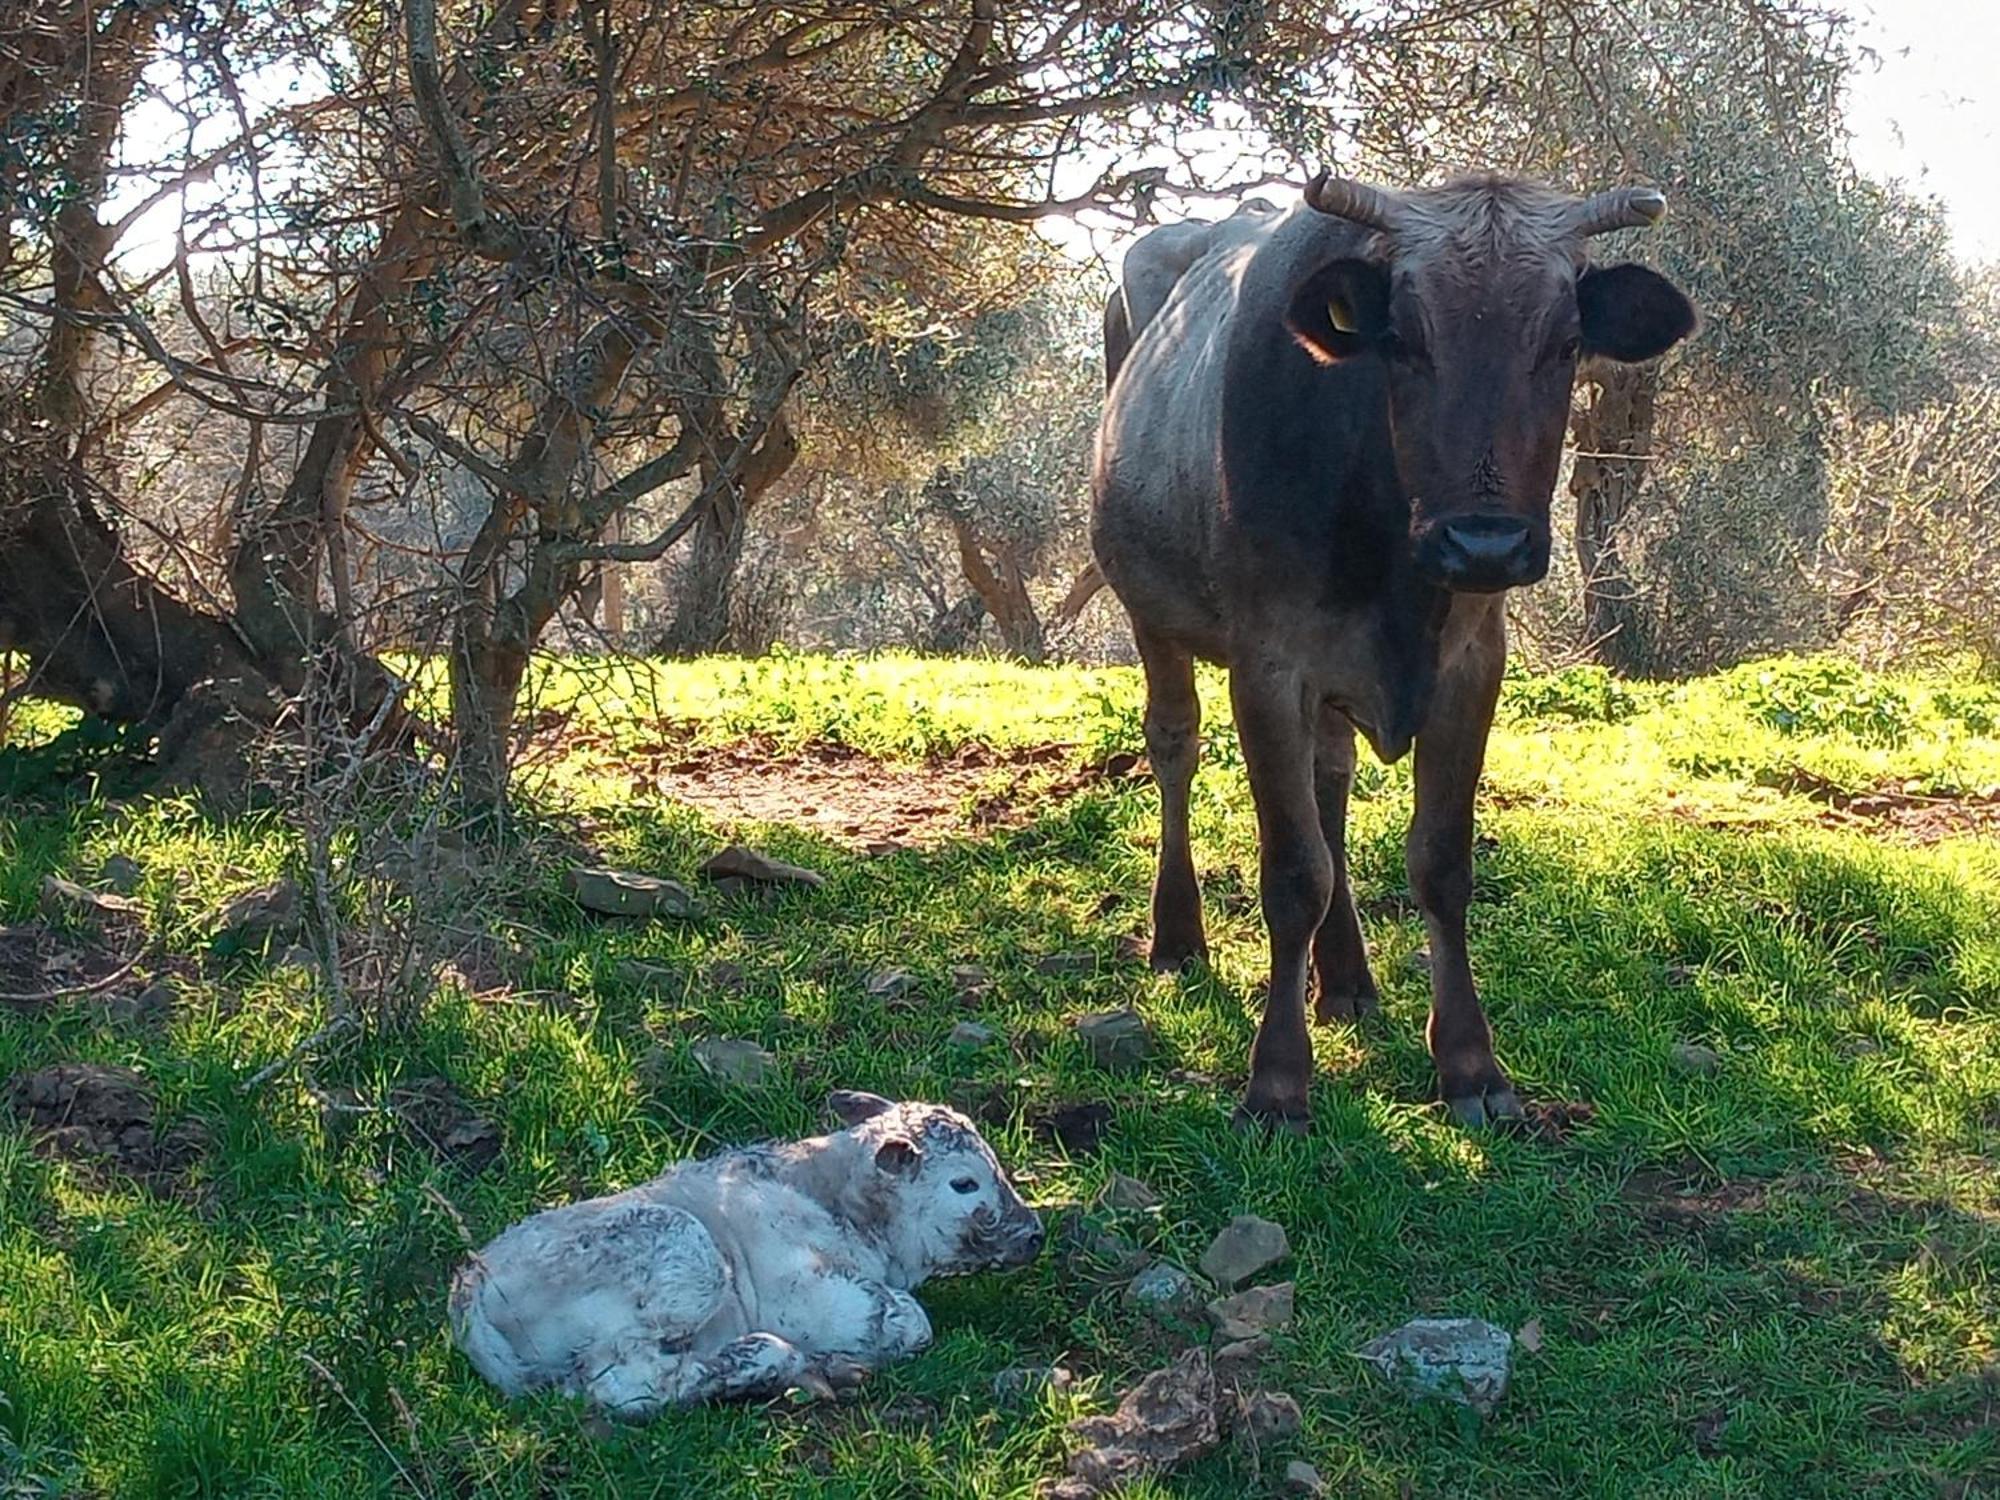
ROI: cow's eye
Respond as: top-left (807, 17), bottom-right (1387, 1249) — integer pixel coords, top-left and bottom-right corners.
top-left (950, 1177), bottom-right (980, 1194)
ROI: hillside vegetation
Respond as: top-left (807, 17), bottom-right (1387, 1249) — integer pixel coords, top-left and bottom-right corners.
top-left (2, 652), bottom-right (1997, 1497)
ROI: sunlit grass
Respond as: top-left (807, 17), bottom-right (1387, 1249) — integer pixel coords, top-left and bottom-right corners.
top-left (1, 651), bottom-right (1997, 1497)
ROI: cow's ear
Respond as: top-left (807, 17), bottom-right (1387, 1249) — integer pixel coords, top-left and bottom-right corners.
top-left (1578, 263), bottom-right (1696, 363)
top-left (1285, 258), bottom-right (1391, 364)
top-left (828, 1090), bottom-right (896, 1126)
top-left (874, 1137), bottom-right (922, 1178)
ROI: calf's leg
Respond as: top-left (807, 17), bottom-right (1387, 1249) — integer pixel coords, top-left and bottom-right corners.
top-left (1408, 609), bottom-right (1520, 1127)
top-left (1233, 660), bottom-right (1330, 1128)
top-left (1311, 704), bottom-right (1379, 1022)
top-left (581, 1332), bottom-right (812, 1417)
top-left (1135, 625), bottom-right (1206, 970)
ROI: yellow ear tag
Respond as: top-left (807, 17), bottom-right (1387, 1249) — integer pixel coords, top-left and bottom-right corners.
top-left (1327, 299), bottom-right (1358, 334)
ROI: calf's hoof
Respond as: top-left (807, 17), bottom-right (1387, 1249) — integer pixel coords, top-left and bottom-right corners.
top-left (1444, 1086), bottom-right (1524, 1130)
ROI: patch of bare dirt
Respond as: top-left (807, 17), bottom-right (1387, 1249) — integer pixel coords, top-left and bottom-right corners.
top-left (388, 1076), bottom-right (502, 1174)
top-left (0, 922), bottom-right (143, 1007)
top-left (6, 1063), bottom-right (204, 1186)
top-left (620, 737), bottom-right (1128, 849)
top-left (1758, 767), bottom-right (2000, 843)
top-left (1619, 1166), bottom-right (1774, 1223)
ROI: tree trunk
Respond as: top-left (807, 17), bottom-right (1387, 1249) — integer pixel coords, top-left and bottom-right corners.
top-left (658, 411), bottom-right (798, 657)
top-left (1569, 362), bottom-right (1660, 675)
top-left (947, 512), bottom-right (1044, 662)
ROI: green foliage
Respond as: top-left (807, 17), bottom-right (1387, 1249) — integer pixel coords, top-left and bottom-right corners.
top-left (0, 717), bottom-right (153, 800)
top-left (1724, 657), bottom-right (1917, 746)
top-left (1501, 662), bottom-right (1652, 725)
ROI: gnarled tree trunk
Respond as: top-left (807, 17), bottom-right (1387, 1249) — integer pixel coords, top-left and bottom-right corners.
top-left (1569, 362), bottom-right (1660, 675)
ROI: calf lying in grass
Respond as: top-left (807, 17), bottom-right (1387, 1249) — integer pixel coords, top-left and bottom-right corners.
top-left (450, 1091), bottom-right (1045, 1418)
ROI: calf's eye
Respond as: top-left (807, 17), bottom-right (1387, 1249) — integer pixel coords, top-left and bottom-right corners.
top-left (950, 1177), bottom-right (980, 1194)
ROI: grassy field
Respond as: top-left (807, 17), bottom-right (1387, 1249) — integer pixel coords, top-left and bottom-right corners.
top-left (2, 651), bottom-right (1998, 1498)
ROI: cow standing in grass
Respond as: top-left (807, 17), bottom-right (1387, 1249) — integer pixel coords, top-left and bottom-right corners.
top-left (1092, 172), bottom-right (1696, 1129)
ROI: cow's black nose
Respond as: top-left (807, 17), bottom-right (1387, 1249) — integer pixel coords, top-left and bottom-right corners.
top-left (1425, 516), bottom-right (1542, 592)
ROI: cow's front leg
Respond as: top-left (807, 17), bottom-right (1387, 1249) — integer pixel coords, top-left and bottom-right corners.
top-left (1409, 605), bottom-right (1520, 1127)
top-left (767, 1273), bottom-right (934, 1389)
top-left (1232, 660), bottom-right (1330, 1130)
top-left (1312, 703), bottom-right (1379, 1022)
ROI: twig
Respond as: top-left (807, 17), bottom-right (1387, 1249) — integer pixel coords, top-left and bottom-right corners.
top-left (238, 1013), bottom-right (358, 1095)
top-left (301, 1352), bottom-right (432, 1499)
top-left (0, 943), bottom-right (148, 1005)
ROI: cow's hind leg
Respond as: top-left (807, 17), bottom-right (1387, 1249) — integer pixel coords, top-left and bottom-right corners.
top-left (1311, 704), bottom-right (1379, 1023)
top-left (1232, 660), bottom-right (1329, 1130)
top-left (1135, 625), bottom-right (1206, 971)
top-left (1409, 607), bottom-right (1520, 1128)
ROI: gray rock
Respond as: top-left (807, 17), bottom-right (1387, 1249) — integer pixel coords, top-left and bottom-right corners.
top-left (1052, 1349), bottom-right (1218, 1499)
top-left (1670, 1041), bottom-right (1723, 1075)
top-left (947, 1020), bottom-right (999, 1050)
top-left (1282, 1460), bottom-right (1327, 1497)
top-left (698, 845), bottom-right (825, 887)
top-left (992, 1364), bottom-right (1074, 1404)
top-left (213, 879), bottom-right (302, 946)
top-left (1099, 1172), bottom-right (1162, 1213)
top-left (866, 968), bottom-right (919, 1002)
top-left (951, 964), bottom-right (991, 996)
top-left (1053, 1208), bottom-right (1151, 1278)
top-left (1358, 1316), bottom-right (1513, 1415)
top-left (1213, 1335), bottom-right (1272, 1384)
top-left (1036, 952), bottom-right (1098, 977)
top-left (1240, 1390), bottom-right (1302, 1442)
top-left (1206, 1282), bottom-right (1294, 1341)
top-left (1198, 1214), bottom-right (1289, 1289)
top-left (691, 1037), bottom-right (778, 1088)
top-left (104, 980), bottom-right (177, 1025)
top-left (566, 867), bottom-right (697, 919)
top-left (1407, 946), bottom-right (1433, 978)
top-left (274, 943), bottom-right (319, 973)
top-left (97, 855), bottom-right (144, 894)
top-left (40, 875), bottom-right (141, 926)
top-left (1123, 1261), bottom-right (1207, 1319)
top-left (614, 959), bottom-right (679, 990)
top-left (1076, 1007), bottom-right (1155, 1069)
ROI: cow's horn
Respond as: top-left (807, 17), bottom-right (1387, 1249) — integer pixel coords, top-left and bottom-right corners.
top-left (1303, 170), bottom-right (1401, 232)
top-left (1574, 186), bottom-right (1668, 236)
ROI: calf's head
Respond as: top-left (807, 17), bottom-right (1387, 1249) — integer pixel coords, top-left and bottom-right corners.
top-left (1284, 173), bottom-right (1696, 593)
top-left (827, 1091), bottom-right (1045, 1278)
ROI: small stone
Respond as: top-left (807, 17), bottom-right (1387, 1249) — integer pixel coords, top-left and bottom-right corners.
top-left (105, 981), bottom-right (177, 1025)
top-left (951, 964), bottom-right (991, 995)
top-left (1213, 1335), bottom-right (1272, 1384)
top-left (1037, 1102), bottom-right (1112, 1155)
top-left (1076, 1008), bottom-right (1154, 1069)
top-left (1199, 1214), bottom-right (1290, 1289)
top-left (1114, 933), bottom-right (1150, 962)
top-left (1359, 1316), bottom-right (1513, 1415)
top-left (566, 867), bottom-right (697, 919)
top-left (1124, 1261), bottom-right (1207, 1319)
top-left (614, 959), bottom-right (678, 989)
top-left (1241, 1390), bottom-right (1302, 1442)
top-left (1283, 1460), bottom-right (1327, 1497)
top-left (992, 1365), bottom-right (1074, 1405)
top-left (691, 1037), bottom-right (778, 1088)
top-left (213, 880), bottom-right (302, 947)
top-left (698, 845), bottom-right (825, 887)
top-left (1100, 1173), bottom-right (1162, 1212)
top-left (948, 1020), bottom-right (999, 1050)
top-left (1407, 946), bottom-right (1433, 978)
top-left (40, 876), bottom-right (142, 926)
top-left (866, 968), bottom-right (919, 1002)
top-left (274, 943), bottom-right (318, 973)
top-left (1206, 1282), bottom-right (1294, 1341)
top-left (1670, 1041), bottom-right (1722, 1075)
top-left (1036, 952), bottom-right (1097, 977)
top-left (98, 855), bottom-right (144, 894)
top-left (1053, 1208), bottom-right (1150, 1277)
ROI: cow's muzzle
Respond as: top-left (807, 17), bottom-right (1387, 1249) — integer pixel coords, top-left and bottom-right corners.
top-left (1419, 514), bottom-right (1546, 593)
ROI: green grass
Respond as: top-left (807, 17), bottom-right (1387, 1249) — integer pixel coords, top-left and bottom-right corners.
top-left (2, 652), bottom-right (1998, 1498)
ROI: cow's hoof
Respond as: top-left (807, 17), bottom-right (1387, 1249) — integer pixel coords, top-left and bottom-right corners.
top-left (1149, 938), bottom-right (1209, 974)
top-left (1445, 1087), bottom-right (1525, 1130)
top-left (1232, 1098), bottom-right (1311, 1137)
top-left (1313, 986), bottom-right (1378, 1025)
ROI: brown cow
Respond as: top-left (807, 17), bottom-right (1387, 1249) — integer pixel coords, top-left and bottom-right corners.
top-left (1091, 173), bottom-right (1695, 1129)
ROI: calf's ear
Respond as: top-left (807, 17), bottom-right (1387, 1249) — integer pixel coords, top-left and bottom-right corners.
top-left (1285, 258), bottom-right (1392, 364)
top-left (828, 1090), bottom-right (896, 1126)
top-left (1578, 263), bottom-right (1696, 363)
top-left (874, 1137), bottom-right (922, 1177)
